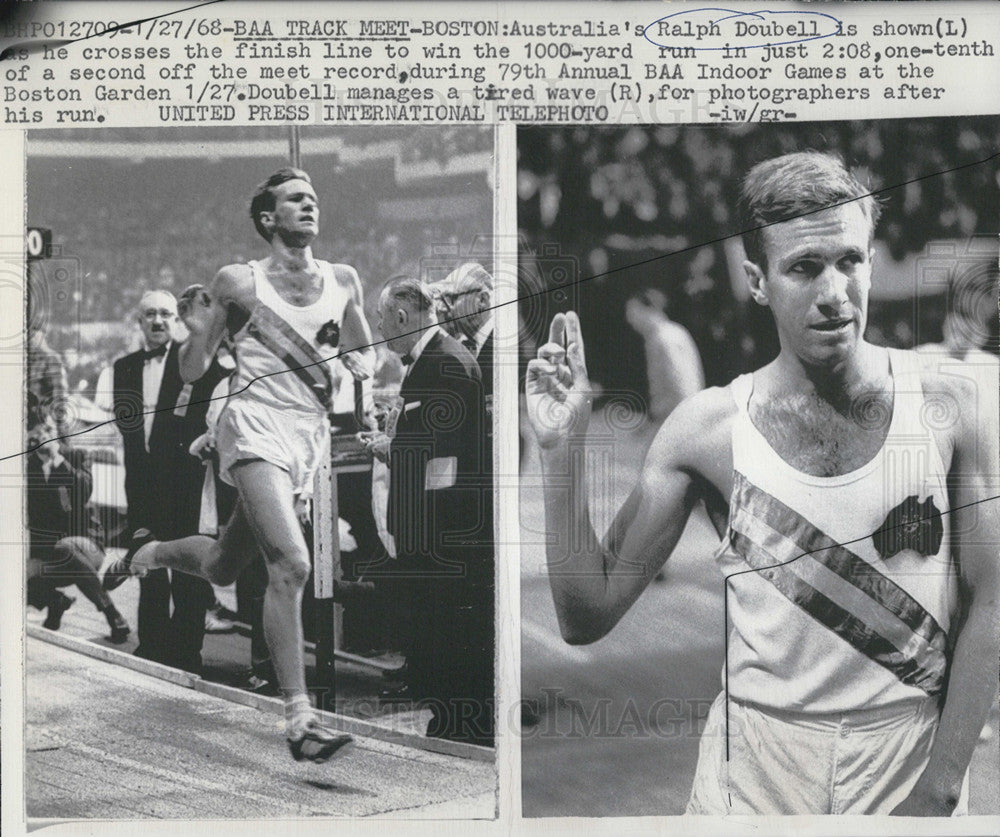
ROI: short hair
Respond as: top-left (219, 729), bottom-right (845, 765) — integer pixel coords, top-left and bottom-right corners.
top-left (738, 151), bottom-right (882, 270)
top-left (380, 275), bottom-right (434, 313)
top-left (444, 262), bottom-right (493, 291)
top-left (136, 289), bottom-right (177, 315)
top-left (249, 167), bottom-right (311, 241)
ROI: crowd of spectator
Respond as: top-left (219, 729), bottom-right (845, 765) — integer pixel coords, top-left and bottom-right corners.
top-left (401, 126), bottom-right (494, 165)
top-left (28, 135), bottom-right (492, 399)
top-left (518, 118), bottom-right (999, 394)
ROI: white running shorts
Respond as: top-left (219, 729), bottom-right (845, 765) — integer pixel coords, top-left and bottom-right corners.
top-left (686, 691), bottom-right (969, 815)
top-left (216, 399), bottom-right (329, 498)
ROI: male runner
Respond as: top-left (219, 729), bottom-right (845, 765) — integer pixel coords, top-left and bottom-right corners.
top-left (526, 152), bottom-right (999, 815)
top-left (105, 167), bottom-right (376, 763)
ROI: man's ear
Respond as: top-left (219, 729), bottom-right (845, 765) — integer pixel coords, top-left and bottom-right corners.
top-left (476, 288), bottom-right (491, 312)
top-left (743, 260), bottom-right (768, 307)
top-left (259, 211), bottom-right (275, 235)
top-left (396, 307), bottom-right (408, 327)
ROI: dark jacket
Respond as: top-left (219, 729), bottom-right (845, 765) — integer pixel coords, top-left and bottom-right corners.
top-left (112, 342), bottom-right (229, 540)
top-left (386, 329), bottom-right (492, 590)
top-left (26, 447), bottom-right (102, 560)
top-left (477, 329), bottom-right (493, 399)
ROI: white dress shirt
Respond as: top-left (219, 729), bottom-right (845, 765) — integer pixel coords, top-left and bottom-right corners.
top-left (94, 344), bottom-right (170, 452)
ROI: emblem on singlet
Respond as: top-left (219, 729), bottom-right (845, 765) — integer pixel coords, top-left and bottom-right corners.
top-left (872, 495), bottom-right (943, 560)
top-left (315, 319), bottom-right (340, 348)
top-left (728, 473), bottom-right (949, 695)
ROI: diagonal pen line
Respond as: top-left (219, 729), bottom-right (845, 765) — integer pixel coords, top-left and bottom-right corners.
top-left (8, 148), bottom-right (1000, 462)
top-left (721, 490), bottom-right (1000, 761)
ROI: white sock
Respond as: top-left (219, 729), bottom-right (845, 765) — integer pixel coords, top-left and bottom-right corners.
top-left (284, 694), bottom-right (314, 738)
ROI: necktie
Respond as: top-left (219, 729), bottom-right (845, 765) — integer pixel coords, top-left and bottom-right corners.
top-left (461, 336), bottom-right (477, 355)
top-left (142, 344), bottom-right (168, 361)
top-left (400, 353), bottom-right (414, 367)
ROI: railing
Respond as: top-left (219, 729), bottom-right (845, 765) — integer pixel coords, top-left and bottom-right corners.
top-left (311, 432), bottom-right (377, 710)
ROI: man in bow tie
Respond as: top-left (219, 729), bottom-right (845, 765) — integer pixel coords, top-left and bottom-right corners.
top-left (100, 289), bottom-right (229, 672)
top-left (361, 276), bottom-right (495, 747)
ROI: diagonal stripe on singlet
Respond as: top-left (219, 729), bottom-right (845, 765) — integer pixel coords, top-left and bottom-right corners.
top-left (728, 472), bottom-right (949, 695)
top-left (243, 302), bottom-right (334, 413)
top-left (733, 472), bottom-right (950, 645)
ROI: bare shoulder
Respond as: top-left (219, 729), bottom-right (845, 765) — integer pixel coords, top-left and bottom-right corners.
top-left (645, 385), bottom-right (737, 477)
top-left (330, 263), bottom-right (364, 303)
top-left (917, 363), bottom-right (978, 395)
top-left (212, 263), bottom-right (255, 306)
top-left (915, 357), bottom-right (998, 467)
top-left (209, 264), bottom-right (257, 310)
top-left (916, 359), bottom-right (985, 422)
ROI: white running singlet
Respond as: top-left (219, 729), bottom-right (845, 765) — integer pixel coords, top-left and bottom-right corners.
top-left (227, 259), bottom-right (351, 416)
top-left (716, 347), bottom-right (957, 714)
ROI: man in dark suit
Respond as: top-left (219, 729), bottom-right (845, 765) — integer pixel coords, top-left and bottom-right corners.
top-left (363, 276), bottom-right (494, 747)
top-left (434, 261), bottom-right (494, 556)
top-left (433, 262), bottom-right (494, 402)
top-left (109, 289), bottom-right (229, 673)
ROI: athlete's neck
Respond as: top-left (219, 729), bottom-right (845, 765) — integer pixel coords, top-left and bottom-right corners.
top-left (774, 341), bottom-right (888, 406)
top-left (266, 240), bottom-right (315, 277)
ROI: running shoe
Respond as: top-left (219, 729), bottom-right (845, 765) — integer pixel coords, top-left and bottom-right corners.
top-left (103, 528), bottom-right (154, 591)
top-left (287, 719), bottom-right (354, 763)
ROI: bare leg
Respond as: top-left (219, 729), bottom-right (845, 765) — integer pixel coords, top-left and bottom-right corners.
top-left (225, 460), bottom-right (311, 700)
top-left (132, 465), bottom-right (308, 697)
top-left (115, 458), bottom-right (351, 760)
top-left (144, 500), bottom-right (258, 586)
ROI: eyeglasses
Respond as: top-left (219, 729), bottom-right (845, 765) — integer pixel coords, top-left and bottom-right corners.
top-left (436, 288), bottom-right (483, 309)
top-left (141, 308), bottom-right (176, 321)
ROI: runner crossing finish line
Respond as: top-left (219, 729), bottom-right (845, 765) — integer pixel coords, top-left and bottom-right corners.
top-left (105, 165), bottom-right (378, 764)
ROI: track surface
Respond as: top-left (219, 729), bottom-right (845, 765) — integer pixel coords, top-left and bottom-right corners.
top-left (25, 637), bottom-right (496, 821)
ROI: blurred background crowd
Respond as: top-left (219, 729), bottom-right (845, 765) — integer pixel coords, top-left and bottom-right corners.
top-left (28, 126), bottom-right (494, 402)
top-left (517, 118), bottom-right (1000, 403)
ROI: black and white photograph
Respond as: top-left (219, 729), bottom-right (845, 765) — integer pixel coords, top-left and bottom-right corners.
top-left (23, 125), bottom-right (498, 819)
top-left (517, 119), bottom-right (1000, 816)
